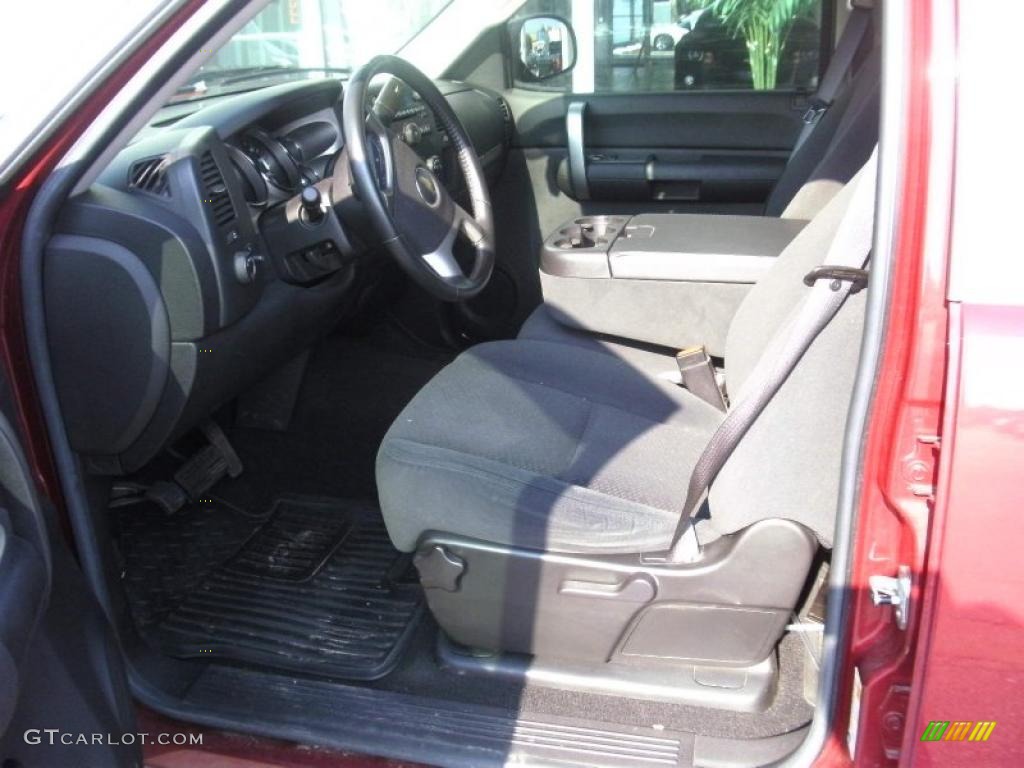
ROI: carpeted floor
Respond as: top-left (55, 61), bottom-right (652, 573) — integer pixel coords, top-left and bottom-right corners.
top-left (215, 322), bottom-right (454, 511)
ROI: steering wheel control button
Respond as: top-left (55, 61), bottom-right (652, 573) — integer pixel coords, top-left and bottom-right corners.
top-left (300, 185), bottom-right (325, 224)
top-left (415, 167), bottom-right (441, 207)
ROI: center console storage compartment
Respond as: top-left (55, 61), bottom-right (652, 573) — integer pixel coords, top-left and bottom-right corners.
top-left (537, 212), bottom-right (807, 354)
top-left (542, 213), bottom-right (806, 282)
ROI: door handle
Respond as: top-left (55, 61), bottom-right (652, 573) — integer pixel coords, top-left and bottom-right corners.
top-left (566, 101), bottom-right (590, 200)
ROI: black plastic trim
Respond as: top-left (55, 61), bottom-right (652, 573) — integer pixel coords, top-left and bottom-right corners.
top-left (20, 0), bottom-right (253, 626)
top-left (133, 662), bottom-right (698, 768)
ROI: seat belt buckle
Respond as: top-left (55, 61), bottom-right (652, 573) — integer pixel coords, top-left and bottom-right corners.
top-left (803, 265), bottom-right (869, 293)
top-left (676, 345), bottom-right (727, 412)
top-left (802, 97), bottom-right (831, 125)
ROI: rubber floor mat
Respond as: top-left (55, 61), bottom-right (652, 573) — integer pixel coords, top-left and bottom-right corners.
top-left (151, 498), bottom-right (423, 680)
top-left (224, 500), bottom-right (352, 581)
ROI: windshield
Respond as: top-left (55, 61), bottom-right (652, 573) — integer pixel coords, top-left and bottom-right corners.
top-left (178, 0), bottom-right (452, 101)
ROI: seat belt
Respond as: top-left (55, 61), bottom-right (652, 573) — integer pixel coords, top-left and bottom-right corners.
top-left (668, 149), bottom-right (878, 563)
top-left (792, 3), bottom-right (873, 155)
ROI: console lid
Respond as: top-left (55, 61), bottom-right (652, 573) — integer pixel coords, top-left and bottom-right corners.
top-left (541, 213), bottom-right (807, 284)
top-left (610, 214), bottom-right (807, 283)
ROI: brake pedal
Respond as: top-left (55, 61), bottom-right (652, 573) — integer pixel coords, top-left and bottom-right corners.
top-left (108, 480), bottom-right (151, 509)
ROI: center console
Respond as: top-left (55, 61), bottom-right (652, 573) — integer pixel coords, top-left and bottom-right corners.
top-left (536, 213), bottom-right (808, 354)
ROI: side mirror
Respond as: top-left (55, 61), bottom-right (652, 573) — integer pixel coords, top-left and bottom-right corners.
top-left (513, 15), bottom-right (577, 82)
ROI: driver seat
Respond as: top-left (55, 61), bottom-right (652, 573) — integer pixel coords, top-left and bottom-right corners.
top-left (375, 155), bottom-right (874, 673)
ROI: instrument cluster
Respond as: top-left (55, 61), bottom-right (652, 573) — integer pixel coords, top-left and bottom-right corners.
top-left (228, 126), bottom-right (333, 207)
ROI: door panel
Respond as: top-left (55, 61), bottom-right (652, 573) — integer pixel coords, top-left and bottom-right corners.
top-left (506, 88), bottom-right (804, 210)
top-left (0, 411), bottom-right (51, 736)
top-left (0, 397), bottom-right (137, 767)
top-left (510, 89), bottom-right (804, 150)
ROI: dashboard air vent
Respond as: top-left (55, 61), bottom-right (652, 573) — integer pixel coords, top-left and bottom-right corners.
top-left (199, 151), bottom-right (236, 228)
top-left (496, 97), bottom-right (514, 141)
top-left (128, 156), bottom-right (170, 197)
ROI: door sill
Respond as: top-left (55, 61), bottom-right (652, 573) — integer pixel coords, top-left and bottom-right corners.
top-left (131, 661), bottom-right (809, 768)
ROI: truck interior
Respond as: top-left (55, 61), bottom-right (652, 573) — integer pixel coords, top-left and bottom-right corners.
top-left (12, 0), bottom-right (893, 765)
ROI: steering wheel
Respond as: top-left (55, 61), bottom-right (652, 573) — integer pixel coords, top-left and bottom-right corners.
top-left (342, 56), bottom-right (495, 301)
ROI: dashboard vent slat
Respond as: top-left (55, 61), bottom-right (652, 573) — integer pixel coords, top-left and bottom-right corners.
top-left (128, 156), bottom-right (170, 197)
top-left (199, 151), bottom-right (236, 228)
top-left (496, 97), bottom-right (513, 141)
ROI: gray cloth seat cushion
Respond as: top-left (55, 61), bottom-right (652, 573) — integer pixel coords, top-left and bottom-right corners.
top-left (377, 339), bottom-right (723, 553)
top-left (518, 304), bottom-right (682, 380)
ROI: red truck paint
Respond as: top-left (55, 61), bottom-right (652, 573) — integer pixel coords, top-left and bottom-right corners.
top-left (900, 303), bottom-right (1024, 766)
top-left (820, 0), bottom-right (1024, 765)
top-left (816, 0), bottom-right (950, 764)
top-left (139, 708), bottom-right (417, 768)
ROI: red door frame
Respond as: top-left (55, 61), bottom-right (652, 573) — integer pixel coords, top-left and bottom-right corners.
top-left (0, 0), bottom-right (980, 766)
top-left (896, 0), bottom-right (1024, 759)
top-left (818, 0), bottom-right (1024, 765)
top-left (811, 0), bottom-right (953, 764)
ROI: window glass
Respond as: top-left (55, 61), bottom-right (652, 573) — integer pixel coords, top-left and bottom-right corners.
top-left (1, 0), bottom-right (163, 172)
top-left (177, 0), bottom-right (452, 102)
top-left (513, 0), bottom-right (823, 94)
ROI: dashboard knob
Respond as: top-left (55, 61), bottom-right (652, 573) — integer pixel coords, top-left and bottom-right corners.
top-left (402, 123), bottom-right (422, 145)
top-left (234, 249), bottom-right (260, 285)
top-left (300, 185), bottom-right (324, 224)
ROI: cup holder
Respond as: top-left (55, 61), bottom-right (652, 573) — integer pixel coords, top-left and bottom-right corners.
top-left (552, 216), bottom-right (626, 250)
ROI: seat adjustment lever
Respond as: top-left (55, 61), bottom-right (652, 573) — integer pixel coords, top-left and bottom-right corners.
top-left (558, 575), bottom-right (656, 603)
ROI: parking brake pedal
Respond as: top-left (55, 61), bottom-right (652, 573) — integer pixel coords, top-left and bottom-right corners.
top-left (171, 421), bottom-right (243, 506)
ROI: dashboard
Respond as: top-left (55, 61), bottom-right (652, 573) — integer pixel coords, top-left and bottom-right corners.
top-left (44, 77), bottom-right (512, 475)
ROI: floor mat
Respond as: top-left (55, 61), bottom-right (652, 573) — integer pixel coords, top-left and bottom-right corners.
top-left (222, 499), bottom-right (353, 581)
top-left (126, 497), bottom-right (423, 681)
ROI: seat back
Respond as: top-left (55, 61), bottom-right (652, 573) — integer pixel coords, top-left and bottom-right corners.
top-left (765, 51), bottom-right (881, 219)
top-left (704, 156), bottom-right (876, 547)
